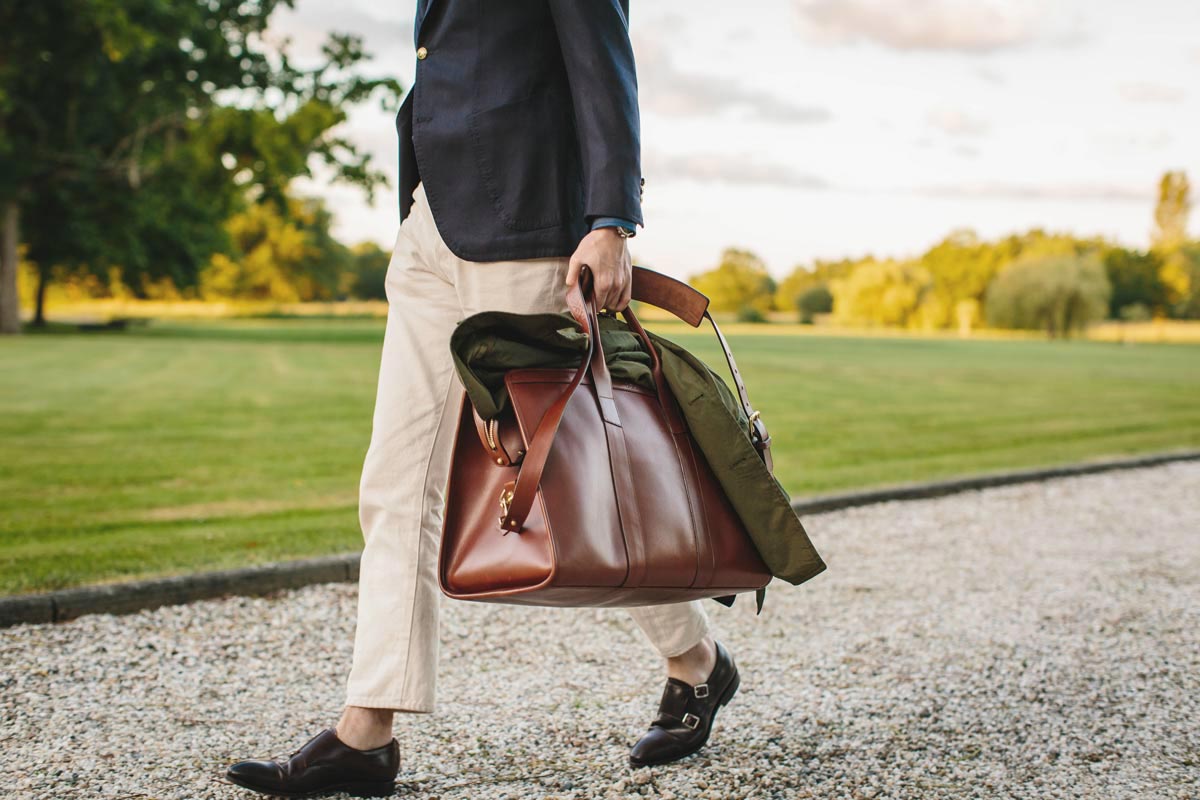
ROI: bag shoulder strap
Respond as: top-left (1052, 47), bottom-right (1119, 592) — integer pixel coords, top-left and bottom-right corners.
top-left (702, 311), bottom-right (773, 471)
top-left (633, 266), bottom-right (773, 471)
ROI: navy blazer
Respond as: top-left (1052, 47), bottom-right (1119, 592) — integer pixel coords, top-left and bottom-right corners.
top-left (396, 0), bottom-right (643, 261)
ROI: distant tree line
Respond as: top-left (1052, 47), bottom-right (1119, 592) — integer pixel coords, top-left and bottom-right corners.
top-left (689, 171), bottom-right (1200, 337)
top-left (2, 3), bottom-right (1195, 338)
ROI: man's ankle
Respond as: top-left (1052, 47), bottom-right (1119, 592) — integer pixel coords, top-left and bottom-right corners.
top-left (665, 636), bottom-right (718, 685)
top-left (336, 706), bottom-right (396, 751)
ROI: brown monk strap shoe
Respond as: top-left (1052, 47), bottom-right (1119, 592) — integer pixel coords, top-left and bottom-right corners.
top-left (629, 640), bottom-right (740, 768)
top-left (225, 728), bottom-right (398, 798)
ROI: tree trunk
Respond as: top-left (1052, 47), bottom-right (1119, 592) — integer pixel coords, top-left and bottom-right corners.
top-left (33, 264), bottom-right (49, 327)
top-left (0, 201), bottom-right (20, 335)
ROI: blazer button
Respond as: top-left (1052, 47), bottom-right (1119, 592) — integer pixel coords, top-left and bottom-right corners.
top-left (416, 46), bottom-right (428, 60)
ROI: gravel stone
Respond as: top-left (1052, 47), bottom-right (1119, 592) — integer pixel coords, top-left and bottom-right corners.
top-left (1, 463), bottom-right (1197, 799)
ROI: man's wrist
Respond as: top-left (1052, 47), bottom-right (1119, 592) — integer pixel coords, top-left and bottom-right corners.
top-left (589, 216), bottom-right (638, 238)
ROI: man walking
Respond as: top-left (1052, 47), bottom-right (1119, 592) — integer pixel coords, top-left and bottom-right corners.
top-left (225, 2), bottom-right (738, 795)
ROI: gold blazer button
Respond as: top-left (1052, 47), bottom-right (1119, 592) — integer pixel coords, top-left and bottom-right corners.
top-left (416, 46), bottom-right (428, 60)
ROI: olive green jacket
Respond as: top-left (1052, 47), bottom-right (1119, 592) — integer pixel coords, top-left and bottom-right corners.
top-left (450, 311), bottom-right (826, 594)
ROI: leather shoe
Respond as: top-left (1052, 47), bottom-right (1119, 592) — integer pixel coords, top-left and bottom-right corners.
top-left (629, 640), bottom-right (740, 768)
top-left (225, 728), bottom-right (398, 798)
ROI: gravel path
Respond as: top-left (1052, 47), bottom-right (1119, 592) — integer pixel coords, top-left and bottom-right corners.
top-left (3, 462), bottom-right (1198, 800)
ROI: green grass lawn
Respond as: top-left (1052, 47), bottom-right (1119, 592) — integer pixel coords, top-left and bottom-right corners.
top-left (2, 318), bottom-right (1197, 595)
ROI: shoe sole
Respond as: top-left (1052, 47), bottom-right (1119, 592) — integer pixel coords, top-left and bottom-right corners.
top-left (225, 773), bottom-right (395, 798)
top-left (628, 669), bottom-right (741, 769)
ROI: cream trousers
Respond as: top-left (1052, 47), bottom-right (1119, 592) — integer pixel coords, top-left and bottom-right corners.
top-left (344, 182), bottom-right (710, 713)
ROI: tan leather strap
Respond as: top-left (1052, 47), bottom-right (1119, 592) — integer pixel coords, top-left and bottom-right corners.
top-left (621, 302), bottom-right (713, 585)
top-left (498, 272), bottom-right (595, 533)
top-left (586, 300), bottom-right (647, 586)
top-left (619, 305), bottom-right (687, 434)
top-left (630, 266), bottom-right (710, 326)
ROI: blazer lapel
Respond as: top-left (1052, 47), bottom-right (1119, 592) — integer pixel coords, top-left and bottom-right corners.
top-left (414, 0), bottom-right (437, 46)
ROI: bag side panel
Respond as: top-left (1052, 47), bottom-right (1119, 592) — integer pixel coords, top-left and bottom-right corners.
top-left (440, 399), bottom-right (555, 595)
top-left (611, 389), bottom-right (699, 588)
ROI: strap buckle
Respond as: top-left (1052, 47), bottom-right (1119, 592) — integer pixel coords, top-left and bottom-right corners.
top-left (694, 684), bottom-right (710, 698)
top-left (747, 409), bottom-right (769, 445)
top-left (681, 713), bottom-right (701, 730)
top-left (498, 487), bottom-right (516, 533)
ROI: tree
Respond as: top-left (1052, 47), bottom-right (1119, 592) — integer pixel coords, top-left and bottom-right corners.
top-left (1150, 171), bottom-right (1194, 313)
top-left (346, 242), bottom-right (391, 301)
top-left (773, 257), bottom-right (856, 312)
top-left (291, 198), bottom-right (354, 301)
top-left (688, 248), bottom-right (776, 314)
top-left (985, 254), bottom-right (1111, 338)
top-left (912, 229), bottom-right (1010, 329)
top-left (911, 229), bottom-right (1104, 330)
top-left (830, 259), bottom-right (930, 328)
top-left (0, 203), bottom-right (16, 333)
top-left (1102, 247), bottom-right (1167, 319)
top-left (198, 195), bottom-right (354, 302)
top-left (0, 1), bottom-right (401, 332)
top-left (795, 285), bottom-right (832, 324)
top-left (1166, 244), bottom-right (1200, 319)
top-left (1152, 171), bottom-right (1191, 252)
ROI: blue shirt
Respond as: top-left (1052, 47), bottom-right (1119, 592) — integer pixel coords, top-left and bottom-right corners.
top-left (589, 216), bottom-right (638, 236)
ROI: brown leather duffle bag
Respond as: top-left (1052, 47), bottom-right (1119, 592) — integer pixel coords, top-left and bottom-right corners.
top-left (439, 266), bottom-right (772, 607)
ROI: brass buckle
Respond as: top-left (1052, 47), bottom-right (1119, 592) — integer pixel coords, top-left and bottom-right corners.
top-left (498, 487), bottom-right (515, 531)
top-left (747, 409), bottom-right (763, 440)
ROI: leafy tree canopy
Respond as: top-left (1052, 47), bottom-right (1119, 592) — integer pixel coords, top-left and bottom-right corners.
top-left (0, 0), bottom-right (402, 327)
top-left (689, 248), bottom-right (777, 314)
top-left (985, 254), bottom-right (1111, 338)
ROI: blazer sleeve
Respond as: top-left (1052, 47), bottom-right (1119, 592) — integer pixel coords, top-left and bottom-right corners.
top-left (547, 0), bottom-right (644, 227)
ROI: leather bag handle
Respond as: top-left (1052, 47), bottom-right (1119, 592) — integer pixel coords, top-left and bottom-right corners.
top-left (630, 265), bottom-right (710, 326)
top-left (498, 268), bottom-right (600, 532)
top-left (498, 266), bottom-right (774, 533)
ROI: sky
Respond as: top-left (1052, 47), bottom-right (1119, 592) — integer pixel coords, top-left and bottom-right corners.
top-left (269, 0), bottom-right (1200, 281)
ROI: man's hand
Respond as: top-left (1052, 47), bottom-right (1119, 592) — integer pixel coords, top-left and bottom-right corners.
top-left (565, 227), bottom-right (632, 312)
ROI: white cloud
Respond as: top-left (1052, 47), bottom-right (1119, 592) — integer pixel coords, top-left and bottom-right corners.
top-left (793, 0), bottom-right (1048, 53)
top-left (975, 67), bottom-right (1006, 85)
top-left (927, 108), bottom-right (989, 137)
top-left (635, 36), bottom-right (830, 123)
top-left (1092, 129), bottom-right (1174, 156)
top-left (1118, 82), bottom-right (1186, 104)
top-left (646, 151), bottom-right (828, 190)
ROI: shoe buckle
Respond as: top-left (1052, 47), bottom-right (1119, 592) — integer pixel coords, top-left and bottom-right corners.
top-left (681, 713), bottom-right (701, 730)
top-left (693, 684), bottom-right (710, 699)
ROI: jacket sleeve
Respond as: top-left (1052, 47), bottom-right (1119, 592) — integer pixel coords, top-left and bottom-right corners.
top-left (547, 0), bottom-right (644, 227)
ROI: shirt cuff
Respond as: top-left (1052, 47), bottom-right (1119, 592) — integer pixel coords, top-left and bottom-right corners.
top-left (589, 216), bottom-right (638, 237)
